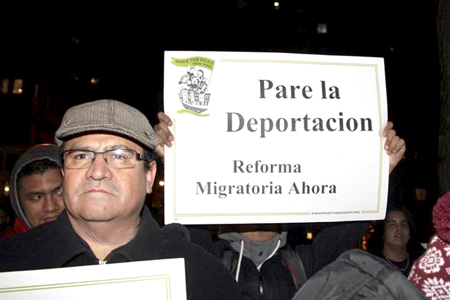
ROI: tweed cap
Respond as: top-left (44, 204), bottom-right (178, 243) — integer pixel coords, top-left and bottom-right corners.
top-left (55, 99), bottom-right (159, 149)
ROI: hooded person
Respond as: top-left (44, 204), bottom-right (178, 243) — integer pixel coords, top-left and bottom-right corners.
top-left (0, 144), bottom-right (64, 240)
top-left (408, 190), bottom-right (450, 298)
top-left (200, 222), bottom-right (370, 300)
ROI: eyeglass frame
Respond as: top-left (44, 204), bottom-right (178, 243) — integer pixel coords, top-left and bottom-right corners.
top-left (61, 148), bottom-right (152, 169)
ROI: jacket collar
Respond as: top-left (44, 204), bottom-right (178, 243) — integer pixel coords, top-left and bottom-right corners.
top-left (107, 207), bottom-right (162, 262)
top-left (53, 207), bottom-right (162, 266)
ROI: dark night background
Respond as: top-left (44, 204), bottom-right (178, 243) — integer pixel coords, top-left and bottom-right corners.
top-left (0, 1), bottom-right (441, 241)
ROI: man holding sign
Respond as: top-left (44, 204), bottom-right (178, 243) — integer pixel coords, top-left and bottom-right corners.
top-left (155, 113), bottom-right (406, 300)
top-left (0, 100), bottom-right (241, 300)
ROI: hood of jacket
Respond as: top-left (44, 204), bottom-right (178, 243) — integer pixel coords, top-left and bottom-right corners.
top-left (218, 226), bottom-right (287, 268)
top-left (10, 144), bottom-right (61, 228)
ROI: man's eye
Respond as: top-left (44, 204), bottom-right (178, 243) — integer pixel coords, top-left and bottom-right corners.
top-left (112, 154), bottom-right (127, 160)
top-left (30, 195), bottom-right (42, 201)
top-left (109, 150), bottom-right (132, 161)
top-left (74, 153), bottom-right (90, 160)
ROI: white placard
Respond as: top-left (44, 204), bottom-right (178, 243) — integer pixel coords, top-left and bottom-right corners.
top-left (0, 258), bottom-right (186, 300)
top-left (163, 51), bottom-right (388, 225)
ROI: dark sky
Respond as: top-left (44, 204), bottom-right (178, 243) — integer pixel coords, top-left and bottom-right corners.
top-left (1, 2), bottom-right (439, 108)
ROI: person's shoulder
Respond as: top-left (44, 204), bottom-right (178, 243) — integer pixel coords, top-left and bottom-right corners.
top-left (8, 217), bottom-right (60, 241)
top-left (160, 223), bottom-right (191, 242)
top-left (0, 218), bottom-right (30, 240)
top-left (0, 226), bottom-right (17, 240)
top-left (160, 226), bottom-right (211, 260)
top-left (159, 230), bottom-right (242, 300)
top-left (160, 224), bottom-right (227, 260)
top-left (0, 220), bottom-right (63, 272)
top-left (0, 230), bottom-right (39, 272)
top-left (0, 221), bottom-right (50, 249)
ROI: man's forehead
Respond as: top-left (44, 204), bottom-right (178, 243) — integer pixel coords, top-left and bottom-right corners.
top-left (20, 168), bottom-right (62, 181)
top-left (19, 169), bottom-right (62, 190)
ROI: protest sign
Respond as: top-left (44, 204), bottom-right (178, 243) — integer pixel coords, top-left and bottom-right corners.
top-left (163, 51), bottom-right (388, 224)
top-left (0, 258), bottom-right (186, 300)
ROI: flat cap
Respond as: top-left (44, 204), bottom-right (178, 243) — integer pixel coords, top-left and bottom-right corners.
top-left (55, 99), bottom-right (159, 149)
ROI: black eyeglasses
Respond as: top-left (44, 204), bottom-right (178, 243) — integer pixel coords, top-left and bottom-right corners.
top-left (62, 149), bottom-right (148, 169)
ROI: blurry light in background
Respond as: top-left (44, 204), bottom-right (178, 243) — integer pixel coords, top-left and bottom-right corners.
top-left (317, 23), bottom-right (327, 34)
top-left (274, 2), bottom-right (280, 10)
top-left (306, 231), bottom-right (313, 240)
top-left (159, 180), bottom-right (165, 187)
top-left (4, 184), bottom-right (10, 196)
top-left (361, 235), bottom-right (368, 250)
top-left (12, 79), bottom-right (23, 94)
top-left (91, 77), bottom-right (100, 85)
top-left (1, 79), bottom-right (9, 94)
top-left (71, 36), bottom-right (81, 44)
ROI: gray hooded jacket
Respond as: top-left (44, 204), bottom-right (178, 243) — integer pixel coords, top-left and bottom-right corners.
top-left (10, 144), bottom-right (61, 228)
top-left (218, 230), bottom-right (288, 273)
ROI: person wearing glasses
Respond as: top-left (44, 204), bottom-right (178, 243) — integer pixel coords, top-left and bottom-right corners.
top-left (0, 99), bottom-right (241, 300)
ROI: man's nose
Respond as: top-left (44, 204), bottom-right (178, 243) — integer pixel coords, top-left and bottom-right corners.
top-left (43, 195), bottom-right (59, 212)
top-left (85, 154), bottom-right (112, 180)
top-left (394, 223), bottom-right (404, 231)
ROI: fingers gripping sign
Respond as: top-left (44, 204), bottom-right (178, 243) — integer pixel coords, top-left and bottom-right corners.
top-left (382, 121), bottom-right (406, 174)
top-left (154, 112), bottom-right (174, 161)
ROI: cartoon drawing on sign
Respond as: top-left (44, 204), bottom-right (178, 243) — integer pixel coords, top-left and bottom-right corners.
top-left (178, 67), bottom-right (211, 114)
top-left (172, 56), bottom-right (215, 116)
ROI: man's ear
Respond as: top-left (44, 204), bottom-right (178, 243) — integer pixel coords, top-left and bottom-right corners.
top-left (146, 162), bottom-right (157, 194)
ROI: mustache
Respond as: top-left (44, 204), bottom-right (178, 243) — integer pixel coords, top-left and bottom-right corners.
top-left (77, 183), bottom-right (119, 195)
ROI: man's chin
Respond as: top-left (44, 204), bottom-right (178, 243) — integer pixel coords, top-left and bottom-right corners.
top-left (78, 210), bottom-right (120, 223)
top-left (391, 240), bottom-right (409, 247)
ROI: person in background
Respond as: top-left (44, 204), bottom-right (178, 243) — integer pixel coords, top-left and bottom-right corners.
top-left (368, 205), bottom-right (425, 277)
top-left (0, 144), bottom-right (64, 240)
top-left (408, 190), bottom-right (450, 299)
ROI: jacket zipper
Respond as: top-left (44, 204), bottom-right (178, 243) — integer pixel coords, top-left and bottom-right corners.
top-left (259, 271), bottom-right (264, 295)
